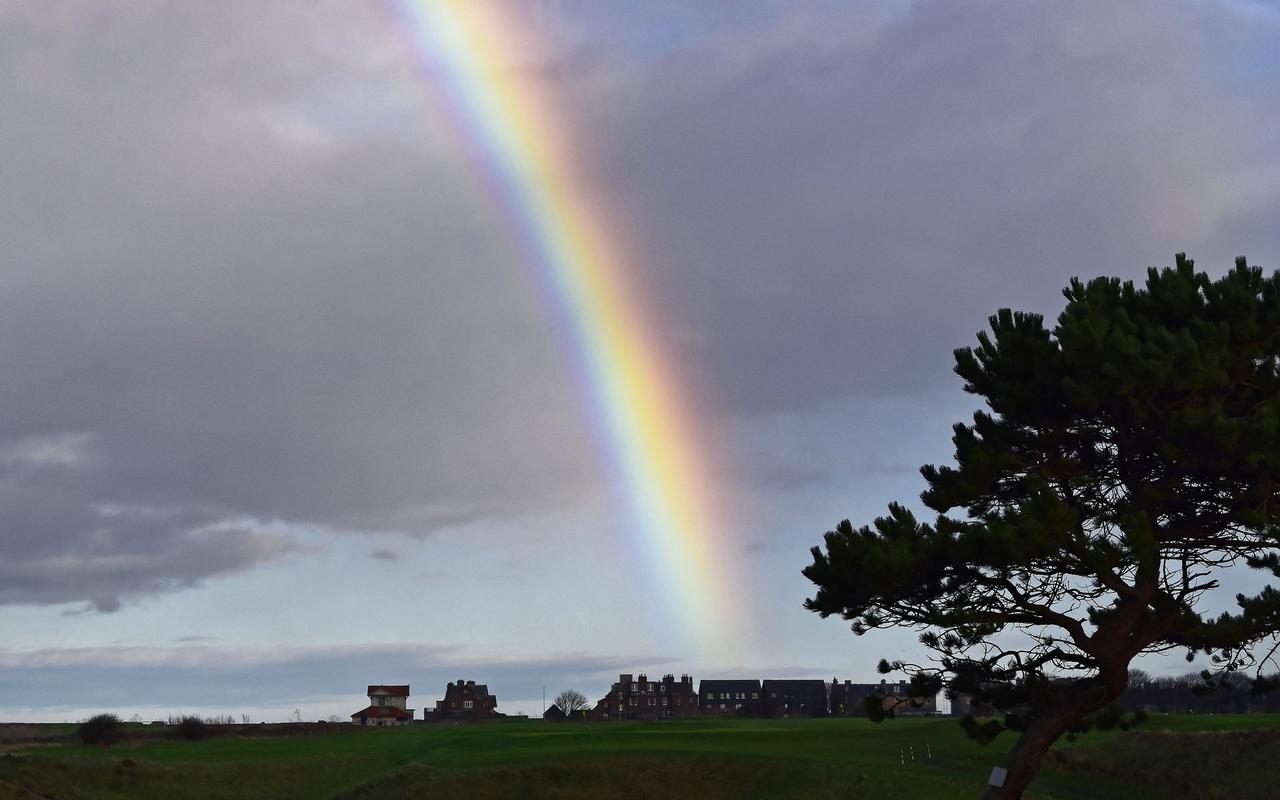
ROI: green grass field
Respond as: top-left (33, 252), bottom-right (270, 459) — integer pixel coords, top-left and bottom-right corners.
top-left (1, 714), bottom-right (1277, 799)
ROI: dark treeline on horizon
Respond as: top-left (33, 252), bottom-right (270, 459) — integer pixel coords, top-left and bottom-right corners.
top-left (1121, 670), bottom-right (1280, 715)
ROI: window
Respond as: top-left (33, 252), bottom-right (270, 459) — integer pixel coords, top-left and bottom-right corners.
top-left (464, 700), bottom-right (473, 709)
top-left (719, 704), bottom-right (726, 710)
top-left (377, 697), bottom-right (387, 706)
top-left (752, 693), bottom-right (759, 699)
top-left (720, 692), bottom-right (728, 699)
top-left (706, 693), bottom-right (713, 700)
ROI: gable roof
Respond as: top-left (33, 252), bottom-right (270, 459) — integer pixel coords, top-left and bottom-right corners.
top-left (699, 679), bottom-right (761, 693)
top-left (762, 679), bottom-right (827, 693)
top-left (351, 705), bottom-right (412, 720)
top-left (444, 681), bottom-right (493, 702)
top-left (368, 684), bottom-right (410, 696)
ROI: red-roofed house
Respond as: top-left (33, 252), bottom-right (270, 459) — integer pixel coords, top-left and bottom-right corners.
top-left (351, 684), bottom-right (414, 726)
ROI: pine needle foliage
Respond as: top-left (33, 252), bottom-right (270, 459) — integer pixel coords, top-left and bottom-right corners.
top-left (804, 254), bottom-right (1280, 797)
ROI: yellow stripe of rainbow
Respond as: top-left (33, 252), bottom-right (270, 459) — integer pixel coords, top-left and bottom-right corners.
top-left (387, 0), bottom-right (740, 656)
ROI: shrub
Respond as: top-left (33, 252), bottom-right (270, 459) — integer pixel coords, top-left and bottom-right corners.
top-left (78, 713), bottom-right (122, 746)
top-left (175, 715), bottom-right (209, 741)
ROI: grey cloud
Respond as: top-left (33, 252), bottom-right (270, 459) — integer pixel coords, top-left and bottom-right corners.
top-left (578, 0), bottom-right (1280, 415)
top-left (0, 455), bottom-right (301, 610)
top-left (0, 643), bottom-right (677, 717)
top-left (1, 0), bottom-right (1278, 609)
top-left (0, 2), bottom-right (599, 607)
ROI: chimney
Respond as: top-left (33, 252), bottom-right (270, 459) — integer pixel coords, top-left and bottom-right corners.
top-left (467, 680), bottom-right (475, 685)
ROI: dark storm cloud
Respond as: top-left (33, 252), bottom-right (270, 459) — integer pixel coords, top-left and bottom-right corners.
top-left (0, 2), bottom-right (597, 607)
top-left (1, 0), bottom-right (1277, 608)
top-left (581, 0), bottom-right (1280, 414)
top-left (0, 434), bottom-right (301, 610)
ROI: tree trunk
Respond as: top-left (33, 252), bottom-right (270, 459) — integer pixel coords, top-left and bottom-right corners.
top-left (980, 702), bottom-right (1093, 799)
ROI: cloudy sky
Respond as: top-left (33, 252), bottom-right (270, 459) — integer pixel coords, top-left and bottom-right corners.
top-left (2, 0), bottom-right (1280, 722)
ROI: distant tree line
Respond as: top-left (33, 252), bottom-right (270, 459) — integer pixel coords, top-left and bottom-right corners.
top-left (1123, 670), bottom-right (1280, 714)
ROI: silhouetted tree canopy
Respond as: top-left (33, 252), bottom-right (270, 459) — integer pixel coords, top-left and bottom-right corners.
top-left (77, 713), bottom-right (122, 746)
top-left (804, 255), bottom-right (1280, 798)
top-left (175, 715), bottom-right (209, 741)
top-left (554, 689), bottom-right (588, 716)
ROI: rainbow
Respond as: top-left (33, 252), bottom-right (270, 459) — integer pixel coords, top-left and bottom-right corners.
top-left (384, 0), bottom-right (739, 654)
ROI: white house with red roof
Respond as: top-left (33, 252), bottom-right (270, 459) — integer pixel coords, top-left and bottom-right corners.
top-left (351, 684), bottom-right (414, 726)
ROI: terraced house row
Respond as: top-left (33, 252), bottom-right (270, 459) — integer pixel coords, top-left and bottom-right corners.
top-left (562, 673), bottom-right (938, 721)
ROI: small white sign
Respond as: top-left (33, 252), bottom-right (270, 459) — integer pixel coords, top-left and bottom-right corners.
top-left (988, 766), bottom-right (1008, 787)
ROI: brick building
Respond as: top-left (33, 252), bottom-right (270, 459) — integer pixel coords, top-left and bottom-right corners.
top-left (950, 691), bottom-right (994, 717)
top-left (831, 679), bottom-right (939, 716)
top-left (830, 680), bottom-right (879, 717)
top-left (882, 679), bottom-right (938, 715)
top-left (432, 679), bottom-right (500, 720)
top-left (591, 673), bottom-right (699, 720)
top-left (760, 679), bottom-right (828, 717)
top-left (542, 704), bottom-right (566, 722)
top-left (698, 679), bottom-right (762, 715)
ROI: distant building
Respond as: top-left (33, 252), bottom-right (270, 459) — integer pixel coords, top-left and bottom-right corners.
top-left (432, 679), bottom-right (500, 720)
top-left (592, 673), bottom-right (699, 721)
top-left (351, 684), bottom-right (414, 727)
top-left (832, 679), bottom-right (938, 716)
top-left (950, 691), bottom-right (994, 717)
top-left (830, 680), bottom-right (879, 716)
top-left (760, 679), bottom-right (828, 717)
top-left (880, 679), bottom-right (937, 715)
top-left (543, 704), bottom-right (566, 722)
top-left (698, 679), bottom-right (762, 716)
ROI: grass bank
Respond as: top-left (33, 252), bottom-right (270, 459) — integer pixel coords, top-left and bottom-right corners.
top-left (0, 714), bottom-right (1274, 799)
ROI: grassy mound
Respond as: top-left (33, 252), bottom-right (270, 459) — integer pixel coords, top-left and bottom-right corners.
top-left (1049, 726), bottom-right (1280, 800)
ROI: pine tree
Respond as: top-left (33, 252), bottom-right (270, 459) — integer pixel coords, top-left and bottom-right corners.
top-left (804, 255), bottom-right (1280, 798)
